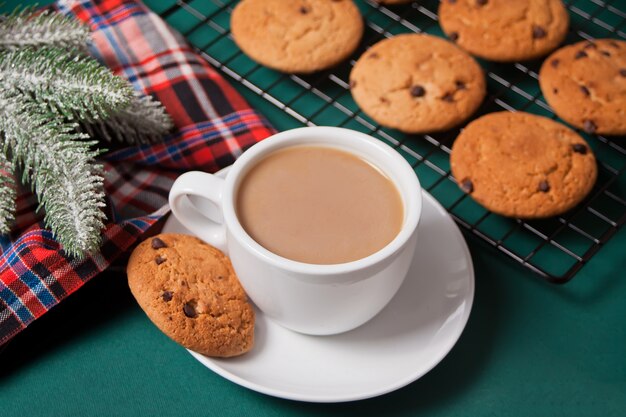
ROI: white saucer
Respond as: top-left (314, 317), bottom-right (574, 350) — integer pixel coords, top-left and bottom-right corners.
top-left (163, 168), bottom-right (474, 403)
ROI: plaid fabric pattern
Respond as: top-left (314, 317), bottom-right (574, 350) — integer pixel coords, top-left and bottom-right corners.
top-left (0, 0), bottom-right (275, 345)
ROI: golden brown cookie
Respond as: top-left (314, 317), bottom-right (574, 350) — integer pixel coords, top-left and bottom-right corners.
top-left (231, 0), bottom-right (363, 73)
top-left (450, 112), bottom-right (597, 218)
top-left (439, 0), bottom-right (569, 62)
top-left (539, 39), bottom-right (626, 136)
top-left (349, 33), bottom-right (486, 133)
top-left (127, 234), bottom-right (255, 357)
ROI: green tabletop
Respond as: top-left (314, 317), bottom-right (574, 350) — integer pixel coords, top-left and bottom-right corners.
top-left (1, 1), bottom-right (625, 416)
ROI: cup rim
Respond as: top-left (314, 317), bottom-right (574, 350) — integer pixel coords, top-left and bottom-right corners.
top-left (222, 126), bottom-right (422, 276)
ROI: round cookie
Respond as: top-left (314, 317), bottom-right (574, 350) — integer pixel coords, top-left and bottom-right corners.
top-left (439, 0), bottom-right (569, 62)
top-left (349, 33), bottom-right (486, 133)
top-left (231, 0), bottom-right (363, 74)
top-left (539, 39), bottom-right (626, 136)
top-left (127, 234), bottom-right (255, 357)
top-left (450, 112), bottom-right (597, 218)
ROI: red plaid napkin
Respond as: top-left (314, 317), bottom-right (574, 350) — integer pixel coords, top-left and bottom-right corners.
top-left (0, 0), bottom-right (275, 345)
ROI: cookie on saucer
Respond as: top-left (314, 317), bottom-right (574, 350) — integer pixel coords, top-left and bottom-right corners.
top-left (539, 39), bottom-right (626, 136)
top-left (438, 0), bottom-right (569, 62)
top-left (349, 33), bottom-right (486, 133)
top-left (127, 234), bottom-right (255, 357)
top-left (450, 112), bottom-right (597, 218)
top-left (231, 0), bottom-right (363, 73)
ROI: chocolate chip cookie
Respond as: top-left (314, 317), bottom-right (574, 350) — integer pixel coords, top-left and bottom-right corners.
top-left (127, 234), bottom-right (255, 357)
top-left (539, 39), bottom-right (626, 136)
top-left (349, 33), bottom-right (486, 133)
top-left (439, 0), bottom-right (569, 62)
top-left (231, 0), bottom-right (363, 73)
top-left (450, 112), bottom-right (597, 218)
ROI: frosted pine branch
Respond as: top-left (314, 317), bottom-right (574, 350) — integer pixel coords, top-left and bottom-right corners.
top-left (0, 8), bottom-right (89, 52)
top-left (0, 47), bottom-right (133, 122)
top-left (81, 93), bottom-right (174, 145)
top-left (0, 151), bottom-right (17, 234)
top-left (0, 93), bottom-right (106, 257)
top-left (0, 8), bottom-right (173, 255)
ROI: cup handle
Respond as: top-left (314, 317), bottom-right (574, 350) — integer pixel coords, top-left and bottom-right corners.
top-left (168, 171), bottom-right (227, 253)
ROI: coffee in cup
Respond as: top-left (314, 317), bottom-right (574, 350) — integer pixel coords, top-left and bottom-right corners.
top-left (236, 145), bottom-right (404, 265)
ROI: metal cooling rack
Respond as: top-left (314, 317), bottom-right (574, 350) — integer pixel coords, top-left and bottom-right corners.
top-left (148, 0), bottom-right (626, 283)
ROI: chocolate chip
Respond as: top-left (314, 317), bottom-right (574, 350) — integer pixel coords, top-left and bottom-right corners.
top-left (583, 42), bottom-right (597, 49)
top-left (155, 255), bottom-right (166, 265)
top-left (449, 32), bottom-right (459, 42)
top-left (442, 92), bottom-right (455, 102)
top-left (550, 59), bottom-right (560, 68)
top-left (460, 178), bottom-right (474, 193)
top-left (600, 50), bottom-right (611, 57)
top-left (379, 97), bottom-right (390, 104)
top-left (580, 85), bottom-right (590, 96)
top-left (162, 291), bottom-right (173, 302)
top-left (532, 25), bottom-right (546, 39)
top-left (608, 41), bottom-right (620, 49)
top-left (575, 50), bottom-right (588, 59)
top-left (349, 79), bottom-right (356, 89)
top-left (368, 52), bottom-right (379, 59)
top-left (538, 180), bottom-right (550, 193)
top-left (455, 80), bottom-right (467, 90)
top-left (572, 144), bottom-right (588, 154)
top-left (553, 88), bottom-right (558, 94)
top-left (151, 237), bottom-right (167, 249)
top-left (299, 6), bottom-right (309, 14)
top-left (183, 302), bottom-right (198, 318)
top-left (476, 0), bottom-right (488, 5)
top-left (583, 119), bottom-right (597, 134)
top-left (620, 69), bottom-right (626, 77)
top-left (410, 85), bottom-right (426, 97)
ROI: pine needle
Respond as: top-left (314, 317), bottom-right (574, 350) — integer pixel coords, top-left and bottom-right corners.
top-left (0, 47), bottom-right (134, 122)
top-left (0, 92), bottom-right (106, 257)
top-left (0, 7), bottom-right (90, 52)
top-left (0, 152), bottom-right (17, 234)
top-left (80, 93), bottom-right (174, 145)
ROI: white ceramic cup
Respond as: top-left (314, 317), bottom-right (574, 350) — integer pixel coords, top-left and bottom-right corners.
top-left (169, 127), bottom-right (422, 335)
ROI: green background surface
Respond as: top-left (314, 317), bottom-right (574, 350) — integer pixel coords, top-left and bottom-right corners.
top-left (1, 1), bottom-right (626, 416)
